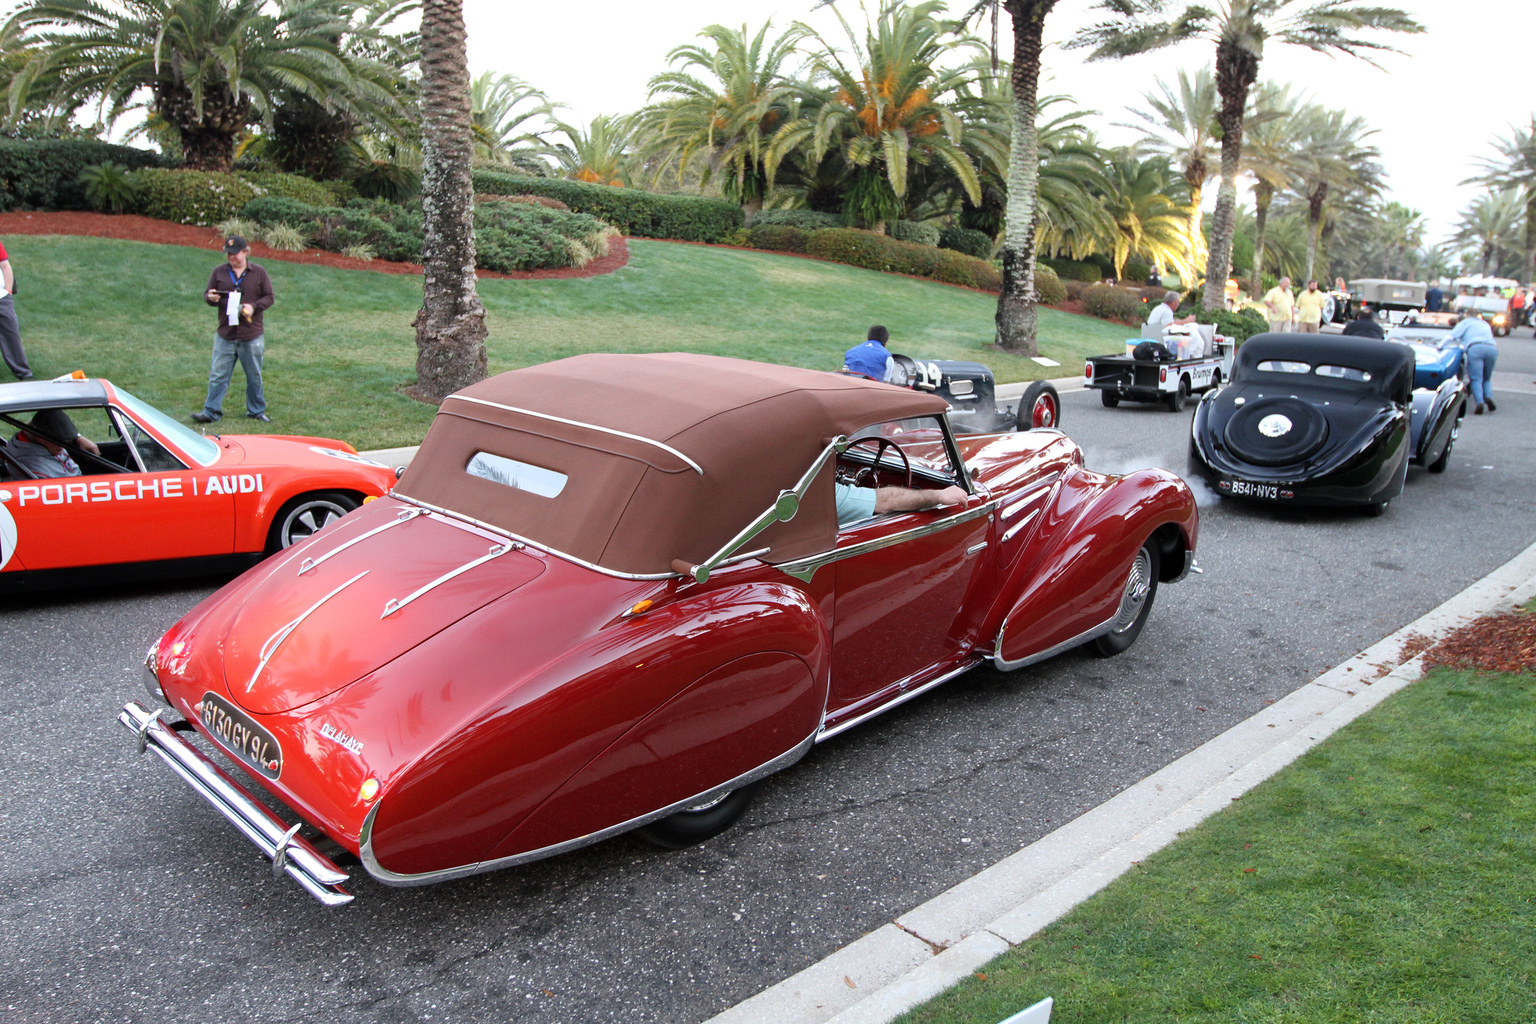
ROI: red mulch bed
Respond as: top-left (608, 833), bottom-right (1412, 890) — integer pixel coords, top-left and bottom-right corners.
top-left (1423, 609), bottom-right (1536, 675)
top-left (0, 210), bottom-right (629, 281)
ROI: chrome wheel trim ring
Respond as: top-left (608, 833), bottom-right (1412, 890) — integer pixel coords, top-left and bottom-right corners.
top-left (1110, 548), bottom-right (1153, 635)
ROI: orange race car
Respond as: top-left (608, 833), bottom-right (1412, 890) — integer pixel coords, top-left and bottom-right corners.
top-left (0, 374), bottom-right (399, 592)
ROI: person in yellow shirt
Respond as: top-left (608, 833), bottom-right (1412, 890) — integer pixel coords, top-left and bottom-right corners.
top-left (1262, 276), bottom-right (1294, 333)
top-left (1295, 279), bottom-right (1326, 333)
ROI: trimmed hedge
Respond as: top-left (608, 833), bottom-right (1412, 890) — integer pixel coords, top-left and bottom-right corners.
top-left (939, 226), bottom-right (994, 260)
top-left (1081, 283), bottom-right (1149, 324)
top-left (237, 171), bottom-right (342, 207)
top-left (891, 219), bottom-right (940, 247)
top-left (133, 168), bottom-right (259, 225)
top-left (0, 139), bottom-right (164, 211)
top-left (746, 224), bottom-right (809, 252)
top-left (473, 170), bottom-right (743, 241)
top-left (1035, 263), bottom-right (1066, 306)
top-left (1040, 257), bottom-right (1102, 282)
top-left (751, 208), bottom-right (841, 230)
top-left (1196, 306), bottom-right (1268, 343)
top-left (801, 228), bottom-right (1001, 291)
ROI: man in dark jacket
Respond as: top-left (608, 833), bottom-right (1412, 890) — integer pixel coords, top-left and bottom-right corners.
top-left (1341, 310), bottom-right (1384, 339)
top-left (193, 235), bottom-right (274, 423)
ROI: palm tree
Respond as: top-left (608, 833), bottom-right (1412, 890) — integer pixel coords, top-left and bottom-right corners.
top-left (1287, 104), bottom-right (1379, 281)
top-left (1032, 105), bottom-right (1114, 261)
top-left (1465, 117), bottom-right (1536, 282)
top-left (1375, 201), bottom-right (1424, 279)
top-left (470, 72), bottom-right (560, 173)
top-left (1451, 190), bottom-right (1525, 277)
top-left (3, 0), bottom-right (408, 171)
top-left (551, 114), bottom-right (633, 186)
top-left (1069, 0), bottom-right (1422, 310)
top-left (1120, 68), bottom-right (1218, 269)
top-left (640, 22), bottom-right (808, 215)
top-left (1240, 81), bottom-right (1301, 284)
top-left (412, 0), bottom-right (486, 402)
top-left (769, 0), bottom-right (984, 233)
top-left (1098, 152), bottom-right (1195, 282)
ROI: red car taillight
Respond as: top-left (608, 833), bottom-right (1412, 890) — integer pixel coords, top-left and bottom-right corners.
top-left (1084, 362), bottom-right (1093, 379)
top-left (1159, 367), bottom-right (1168, 383)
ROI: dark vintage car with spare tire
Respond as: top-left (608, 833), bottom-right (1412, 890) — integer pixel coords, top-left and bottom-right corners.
top-left (1187, 334), bottom-right (1467, 517)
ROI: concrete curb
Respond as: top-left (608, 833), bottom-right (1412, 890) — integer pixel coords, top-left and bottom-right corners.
top-left (706, 538), bottom-right (1536, 1024)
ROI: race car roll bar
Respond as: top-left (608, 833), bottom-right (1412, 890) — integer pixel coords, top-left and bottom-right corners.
top-left (118, 701), bottom-right (354, 906)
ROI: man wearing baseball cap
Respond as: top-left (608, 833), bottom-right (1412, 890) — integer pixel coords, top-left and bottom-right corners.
top-left (193, 235), bottom-right (274, 424)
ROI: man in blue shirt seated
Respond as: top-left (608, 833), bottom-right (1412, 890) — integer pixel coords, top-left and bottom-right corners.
top-left (842, 325), bottom-right (899, 383)
top-left (835, 479), bottom-right (968, 526)
top-left (1446, 312), bottom-right (1497, 414)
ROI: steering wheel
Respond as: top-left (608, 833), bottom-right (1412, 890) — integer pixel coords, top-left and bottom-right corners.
top-left (844, 435), bottom-right (912, 489)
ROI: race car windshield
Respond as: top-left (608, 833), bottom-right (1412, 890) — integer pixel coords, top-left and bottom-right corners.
top-left (111, 387), bottom-right (220, 467)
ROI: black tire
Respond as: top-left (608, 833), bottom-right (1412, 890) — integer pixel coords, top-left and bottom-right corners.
top-left (1100, 390), bottom-right (1120, 408)
top-left (1364, 499), bottom-right (1390, 518)
top-left (1165, 378), bottom-right (1189, 412)
top-left (1091, 541), bottom-right (1160, 657)
top-left (1427, 416), bottom-right (1461, 474)
top-left (1209, 369), bottom-right (1222, 391)
top-left (638, 783), bottom-right (760, 849)
top-left (266, 491), bottom-right (360, 553)
top-left (1018, 380), bottom-right (1061, 430)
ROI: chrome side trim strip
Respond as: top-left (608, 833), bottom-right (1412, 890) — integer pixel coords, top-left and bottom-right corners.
top-left (1000, 478), bottom-right (1056, 519)
top-left (358, 732), bottom-right (817, 887)
top-left (775, 501), bottom-right (996, 583)
top-left (816, 660), bottom-right (980, 743)
top-left (966, 541), bottom-right (989, 555)
top-left (117, 701), bottom-right (353, 906)
top-left (381, 541), bottom-right (517, 618)
top-left (992, 613), bottom-right (1117, 673)
top-left (249, 570), bottom-right (369, 691)
top-left (1001, 508), bottom-right (1041, 544)
top-left (446, 395), bottom-right (703, 474)
top-left (299, 507), bottom-right (424, 576)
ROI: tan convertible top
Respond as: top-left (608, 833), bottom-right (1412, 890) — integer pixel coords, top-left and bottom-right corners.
top-left (396, 353), bottom-right (950, 574)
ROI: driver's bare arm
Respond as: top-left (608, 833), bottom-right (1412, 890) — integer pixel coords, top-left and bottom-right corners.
top-left (873, 484), bottom-right (968, 514)
top-left (76, 436), bottom-right (100, 456)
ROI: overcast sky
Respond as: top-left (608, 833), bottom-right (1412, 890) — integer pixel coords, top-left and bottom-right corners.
top-left (462, 0), bottom-right (1530, 247)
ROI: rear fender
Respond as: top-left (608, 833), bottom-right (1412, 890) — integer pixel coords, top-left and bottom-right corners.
top-left (1411, 379), bottom-right (1467, 465)
top-left (364, 578), bottom-right (829, 878)
top-left (991, 468), bottom-right (1196, 670)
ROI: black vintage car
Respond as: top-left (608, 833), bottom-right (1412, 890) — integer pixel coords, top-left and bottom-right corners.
top-left (1188, 334), bottom-right (1466, 517)
top-left (890, 355), bottom-right (1061, 434)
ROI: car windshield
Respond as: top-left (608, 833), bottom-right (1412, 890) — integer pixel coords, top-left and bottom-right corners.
top-left (849, 416), bottom-right (961, 483)
top-left (111, 386), bottom-right (220, 467)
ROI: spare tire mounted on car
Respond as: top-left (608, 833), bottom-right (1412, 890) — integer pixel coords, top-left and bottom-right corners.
top-left (1223, 397), bottom-right (1329, 466)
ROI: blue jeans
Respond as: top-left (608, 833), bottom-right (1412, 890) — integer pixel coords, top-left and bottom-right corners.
top-left (1465, 342), bottom-right (1497, 406)
top-left (202, 333), bottom-right (265, 417)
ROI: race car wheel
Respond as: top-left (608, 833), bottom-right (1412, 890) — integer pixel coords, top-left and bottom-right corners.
top-left (267, 491), bottom-right (360, 552)
top-left (1223, 397), bottom-right (1329, 467)
top-left (1092, 541), bottom-right (1160, 657)
top-left (1100, 390), bottom-right (1120, 408)
top-left (1364, 498), bottom-right (1390, 518)
top-left (1018, 380), bottom-right (1061, 430)
top-left (638, 783), bottom-right (761, 849)
top-left (1427, 415), bottom-right (1461, 474)
top-left (1165, 378), bottom-right (1189, 412)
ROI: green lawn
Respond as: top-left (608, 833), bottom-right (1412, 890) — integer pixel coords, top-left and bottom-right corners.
top-left (8, 235), bottom-right (1126, 449)
top-left (899, 666), bottom-right (1536, 1024)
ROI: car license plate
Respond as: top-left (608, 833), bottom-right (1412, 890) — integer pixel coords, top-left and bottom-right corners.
top-left (1218, 479), bottom-right (1294, 501)
top-left (194, 691), bottom-right (283, 779)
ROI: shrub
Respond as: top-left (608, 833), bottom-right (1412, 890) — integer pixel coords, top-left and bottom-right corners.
top-left (1040, 257), bottom-right (1102, 282)
top-left (745, 224), bottom-right (809, 252)
top-left (213, 217), bottom-right (261, 241)
top-left (237, 171), bottom-right (337, 207)
top-left (241, 195), bottom-right (321, 228)
top-left (0, 139), bottom-right (164, 211)
top-left (340, 243), bottom-right (376, 261)
top-left (131, 168), bottom-right (259, 225)
top-left (751, 208), bottom-right (842, 230)
top-left (938, 226), bottom-right (994, 260)
top-left (78, 161), bottom-right (141, 213)
top-left (1064, 279), bottom-right (1088, 303)
top-left (890, 219), bottom-right (940, 247)
top-left (1123, 259), bottom-right (1153, 284)
top-left (473, 169), bottom-right (743, 241)
top-left (802, 228), bottom-right (1000, 291)
top-left (1081, 283), bottom-right (1149, 323)
top-left (1139, 284), bottom-right (1170, 303)
top-left (1035, 264), bottom-right (1067, 305)
top-left (262, 223), bottom-right (308, 251)
top-left (1196, 306), bottom-right (1268, 343)
top-left (475, 193), bottom-right (571, 212)
top-left (351, 160), bottom-right (420, 202)
top-left (720, 227), bottom-right (751, 247)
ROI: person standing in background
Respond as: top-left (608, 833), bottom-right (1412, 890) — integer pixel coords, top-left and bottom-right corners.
top-left (1295, 280), bottom-right (1326, 334)
top-left (1262, 277), bottom-right (1295, 333)
top-left (1425, 280), bottom-right (1444, 313)
top-left (0, 238), bottom-right (34, 381)
top-left (193, 236), bottom-right (273, 424)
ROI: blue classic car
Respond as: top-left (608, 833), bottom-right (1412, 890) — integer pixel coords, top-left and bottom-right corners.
top-left (1386, 315), bottom-right (1467, 390)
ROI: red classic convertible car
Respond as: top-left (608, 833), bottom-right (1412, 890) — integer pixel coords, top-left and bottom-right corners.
top-left (120, 354), bottom-right (1199, 905)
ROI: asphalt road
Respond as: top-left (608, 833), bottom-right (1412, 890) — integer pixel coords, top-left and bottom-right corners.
top-left (5, 327), bottom-right (1536, 1024)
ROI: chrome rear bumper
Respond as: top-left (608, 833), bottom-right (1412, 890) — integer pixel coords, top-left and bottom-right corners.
top-left (118, 701), bottom-right (353, 906)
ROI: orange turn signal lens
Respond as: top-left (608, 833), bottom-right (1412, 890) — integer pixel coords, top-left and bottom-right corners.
top-left (70, 370), bottom-right (86, 380)
top-left (359, 778), bottom-right (380, 802)
top-left (624, 599), bottom-right (654, 618)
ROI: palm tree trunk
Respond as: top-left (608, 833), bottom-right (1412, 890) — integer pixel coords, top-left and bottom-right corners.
top-left (1186, 182), bottom-right (1205, 272)
top-left (1250, 180), bottom-right (1274, 283)
top-left (1525, 191), bottom-right (1536, 284)
top-left (996, 0), bottom-right (1057, 355)
top-left (413, 0), bottom-right (488, 402)
top-left (1304, 183), bottom-right (1327, 283)
top-left (1203, 41), bottom-right (1257, 311)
